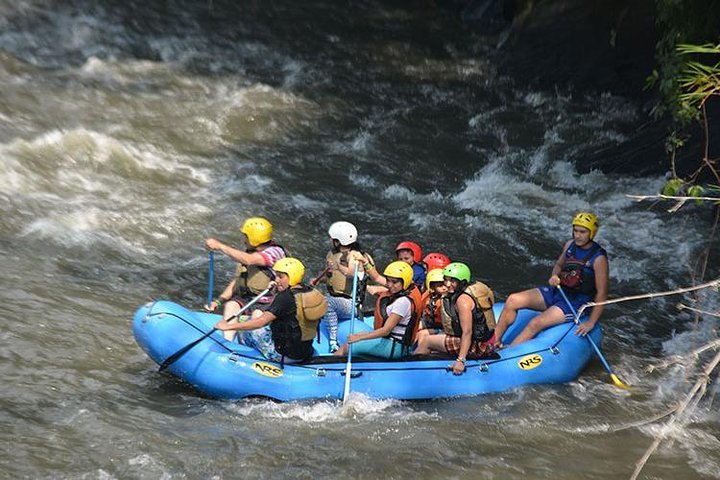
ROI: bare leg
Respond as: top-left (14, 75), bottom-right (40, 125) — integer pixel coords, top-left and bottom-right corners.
top-left (494, 288), bottom-right (547, 344)
top-left (413, 333), bottom-right (448, 355)
top-left (510, 305), bottom-right (566, 346)
top-left (221, 300), bottom-right (242, 342)
top-left (334, 343), bottom-right (349, 356)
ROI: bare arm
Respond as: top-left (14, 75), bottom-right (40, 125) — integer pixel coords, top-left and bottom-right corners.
top-left (205, 238), bottom-right (266, 266)
top-left (549, 239), bottom-right (573, 286)
top-left (576, 255), bottom-right (609, 335)
top-left (451, 294), bottom-right (474, 374)
top-left (215, 310), bottom-right (276, 331)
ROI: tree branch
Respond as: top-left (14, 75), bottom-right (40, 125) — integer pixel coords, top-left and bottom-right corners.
top-left (575, 278), bottom-right (720, 318)
top-left (630, 350), bottom-right (720, 480)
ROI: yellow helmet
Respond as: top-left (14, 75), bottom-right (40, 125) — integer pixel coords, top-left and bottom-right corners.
top-left (272, 257), bottom-right (304, 286)
top-left (426, 268), bottom-right (445, 290)
top-left (383, 261), bottom-right (413, 289)
top-left (241, 217), bottom-right (273, 247)
top-left (572, 212), bottom-right (599, 239)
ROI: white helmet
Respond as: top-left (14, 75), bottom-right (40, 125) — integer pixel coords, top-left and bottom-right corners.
top-left (328, 221), bottom-right (358, 246)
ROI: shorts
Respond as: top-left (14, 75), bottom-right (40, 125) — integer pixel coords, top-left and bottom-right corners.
top-left (444, 335), bottom-right (496, 358)
top-left (351, 337), bottom-right (408, 359)
top-left (539, 286), bottom-right (592, 319)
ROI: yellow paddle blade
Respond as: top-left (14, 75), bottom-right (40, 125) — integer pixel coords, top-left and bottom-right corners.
top-left (610, 373), bottom-right (630, 389)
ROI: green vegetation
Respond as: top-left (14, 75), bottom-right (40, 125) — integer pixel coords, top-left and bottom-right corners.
top-left (658, 42), bottom-right (720, 197)
top-left (648, 1), bottom-right (720, 196)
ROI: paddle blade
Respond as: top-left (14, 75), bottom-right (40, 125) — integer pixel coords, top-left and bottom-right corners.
top-left (610, 373), bottom-right (630, 389)
top-left (158, 330), bottom-right (214, 372)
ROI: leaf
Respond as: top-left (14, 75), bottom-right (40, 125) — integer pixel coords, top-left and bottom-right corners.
top-left (663, 178), bottom-right (684, 196)
top-left (688, 185), bottom-right (705, 205)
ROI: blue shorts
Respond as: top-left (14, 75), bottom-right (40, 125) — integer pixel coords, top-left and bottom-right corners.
top-left (539, 286), bottom-right (592, 319)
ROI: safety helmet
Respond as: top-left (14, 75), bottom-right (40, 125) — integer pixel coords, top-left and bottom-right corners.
top-left (272, 257), bottom-right (305, 286)
top-left (442, 262), bottom-right (471, 283)
top-left (328, 221), bottom-right (358, 246)
top-left (426, 268), bottom-right (445, 290)
top-left (572, 212), bottom-right (599, 240)
top-left (241, 217), bottom-right (273, 247)
top-left (383, 261), bottom-right (414, 289)
top-left (423, 252), bottom-right (451, 271)
top-left (395, 241), bottom-right (422, 263)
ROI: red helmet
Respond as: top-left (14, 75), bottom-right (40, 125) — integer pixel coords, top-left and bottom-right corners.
top-left (423, 252), bottom-right (451, 271)
top-left (395, 241), bottom-right (422, 263)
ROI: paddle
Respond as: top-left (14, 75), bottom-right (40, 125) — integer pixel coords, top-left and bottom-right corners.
top-left (158, 287), bottom-right (271, 372)
top-left (557, 286), bottom-right (630, 389)
top-left (310, 265), bottom-right (332, 286)
top-left (342, 262), bottom-right (360, 405)
top-left (207, 251), bottom-right (215, 307)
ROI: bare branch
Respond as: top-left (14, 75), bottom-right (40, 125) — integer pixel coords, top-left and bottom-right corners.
top-left (610, 405), bottom-right (679, 432)
top-left (677, 303), bottom-right (720, 318)
top-left (645, 339), bottom-right (720, 372)
top-left (627, 194), bottom-right (720, 213)
top-left (630, 350), bottom-right (720, 480)
top-left (576, 278), bottom-right (720, 318)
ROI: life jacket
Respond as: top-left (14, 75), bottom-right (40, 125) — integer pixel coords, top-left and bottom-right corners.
top-left (233, 242), bottom-right (288, 297)
top-left (373, 284), bottom-right (423, 346)
top-left (440, 281), bottom-right (495, 342)
top-left (292, 284), bottom-right (328, 342)
top-left (325, 250), bottom-right (374, 303)
top-left (420, 290), bottom-right (443, 330)
top-left (558, 241), bottom-right (605, 295)
top-left (268, 285), bottom-right (325, 361)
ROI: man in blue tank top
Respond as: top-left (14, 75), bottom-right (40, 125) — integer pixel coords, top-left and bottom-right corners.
top-left (493, 212), bottom-right (609, 346)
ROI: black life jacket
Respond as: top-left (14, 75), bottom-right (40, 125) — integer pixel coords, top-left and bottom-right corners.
top-left (558, 241), bottom-right (605, 295)
top-left (267, 287), bottom-right (313, 361)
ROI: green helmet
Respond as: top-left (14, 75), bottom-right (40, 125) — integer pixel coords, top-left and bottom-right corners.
top-left (442, 262), bottom-right (471, 283)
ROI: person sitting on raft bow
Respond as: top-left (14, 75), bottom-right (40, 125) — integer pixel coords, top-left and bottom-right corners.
top-left (413, 262), bottom-right (497, 375)
top-left (214, 257), bottom-right (327, 364)
top-left (492, 212), bottom-right (609, 347)
top-left (204, 216), bottom-right (287, 342)
top-left (333, 261), bottom-right (422, 360)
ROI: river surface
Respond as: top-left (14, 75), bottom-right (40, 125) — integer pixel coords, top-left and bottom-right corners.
top-left (1, 1), bottom-right (719, 479)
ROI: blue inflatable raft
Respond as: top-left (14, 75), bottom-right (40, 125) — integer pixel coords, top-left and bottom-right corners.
top-left (132, 300), bottom-right (602, 401)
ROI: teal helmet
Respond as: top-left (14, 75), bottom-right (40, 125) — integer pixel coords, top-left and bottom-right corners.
top-left (442, 262), bottom-right (471, 283)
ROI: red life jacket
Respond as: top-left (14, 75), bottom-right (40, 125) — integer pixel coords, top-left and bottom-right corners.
top-left (420, 290), bottom-right (443, 330)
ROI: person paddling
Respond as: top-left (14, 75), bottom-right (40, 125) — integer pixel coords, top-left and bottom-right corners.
top-left (493, 212), bottom-right (609, 346)
top-left (214, 258), bottom-right (326, 364)
top-left (204, 216), bottom-right (287, 341)
top-left (333, 261), bottom-right (421, 360)
top-left (311, 221), bottom-right (377, 353)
